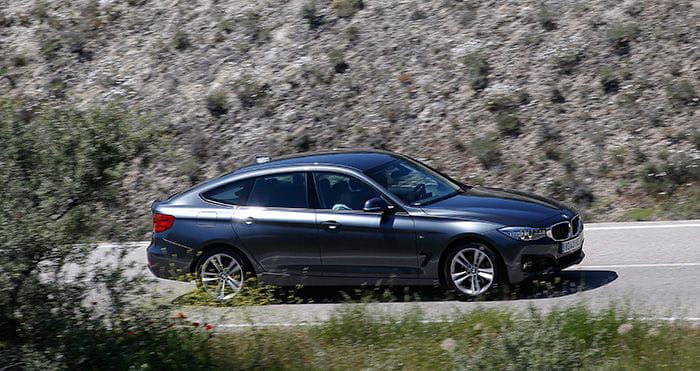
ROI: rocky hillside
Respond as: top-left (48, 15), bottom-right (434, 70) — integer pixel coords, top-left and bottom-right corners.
top-left (1, 0), bottom-right (698, 232)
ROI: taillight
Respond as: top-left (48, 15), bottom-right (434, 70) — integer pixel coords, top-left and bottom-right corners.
top-left (153, 213), bottom-right (175, 232)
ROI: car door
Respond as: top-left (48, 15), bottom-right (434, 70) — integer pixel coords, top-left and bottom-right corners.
top-left (232, 172), bottom-right (321, 276)
top-left (313, 172), bottom-right (418, 278)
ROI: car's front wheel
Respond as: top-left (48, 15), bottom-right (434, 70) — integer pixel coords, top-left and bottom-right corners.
top-left (443, 241), bottom-right (502, 298)
top-left (196, 248), bottom-right (248, 301)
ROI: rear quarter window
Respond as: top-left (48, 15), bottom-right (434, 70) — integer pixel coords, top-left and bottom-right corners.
top-left (201, 179), bottom-right (253, 205)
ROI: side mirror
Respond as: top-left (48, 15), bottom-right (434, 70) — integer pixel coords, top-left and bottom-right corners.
top-left (363, 197), bottom-right (394, 213)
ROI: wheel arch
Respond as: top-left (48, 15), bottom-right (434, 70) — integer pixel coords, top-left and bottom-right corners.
top-left (190, 242), bottom-right (257, 275)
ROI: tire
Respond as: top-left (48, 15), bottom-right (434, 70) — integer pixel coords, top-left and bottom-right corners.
top-left (442, 241), bottom-right (504, 298)
top-left (195, 247), bottom-right (251, 301)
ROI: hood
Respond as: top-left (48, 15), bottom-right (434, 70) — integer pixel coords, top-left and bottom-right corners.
top-left (420, 186), bottom-right (574, 226)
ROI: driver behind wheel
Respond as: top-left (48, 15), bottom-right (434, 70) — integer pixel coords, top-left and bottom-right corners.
top-left (330, 180), bottom-right (352, 210)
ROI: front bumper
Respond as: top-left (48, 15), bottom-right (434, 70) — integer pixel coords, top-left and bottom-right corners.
top-left (520, 248), bottom-right (585, 277)
top-left (500, 237), bottom-right (585, 284)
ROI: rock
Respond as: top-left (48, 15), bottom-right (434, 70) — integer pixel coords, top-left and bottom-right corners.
top-left (617, 323), bottom-right (633, 335)
top-left (440, 338), bottom-right (457, 353)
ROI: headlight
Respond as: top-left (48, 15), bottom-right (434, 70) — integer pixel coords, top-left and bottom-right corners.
top-left (498, 226), bottom-right (547, 241)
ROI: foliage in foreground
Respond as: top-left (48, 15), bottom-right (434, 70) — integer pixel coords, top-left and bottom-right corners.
top-left (208, 305), bottom-right (699, 370)
top-left (0, 99), bottom-right (211, 369)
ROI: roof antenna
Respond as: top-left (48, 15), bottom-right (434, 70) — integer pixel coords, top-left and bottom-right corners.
top-left (255, 155), bottom-right (271, 164)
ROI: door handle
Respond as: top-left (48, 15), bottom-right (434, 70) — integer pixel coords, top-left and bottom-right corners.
top-left (321, 220), bottom-right (340, 230)
top-left (243, 217), bottom-right (255, 225)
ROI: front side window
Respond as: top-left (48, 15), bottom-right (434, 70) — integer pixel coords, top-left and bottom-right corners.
top-left (247, 172), bottom-right (308, 208)
top-left (365, 158), bottom-right (462, 206)
top-left (202, 178), bottom-right (253, 205)
top-left (314, 173), bottom-right (380, 211)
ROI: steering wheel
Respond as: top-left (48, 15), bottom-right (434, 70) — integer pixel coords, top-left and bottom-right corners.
top-left (413, 183), bottom-right (427, 201)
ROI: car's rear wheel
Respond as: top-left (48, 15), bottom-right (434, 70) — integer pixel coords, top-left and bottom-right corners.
top-left (196, 248), bottom-right (248, 301)
top-left (443, 241), bottom-right (502, 298)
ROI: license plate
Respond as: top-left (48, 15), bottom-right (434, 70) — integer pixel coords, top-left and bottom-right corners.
top-left (560, 233), bottom-right (583, 254)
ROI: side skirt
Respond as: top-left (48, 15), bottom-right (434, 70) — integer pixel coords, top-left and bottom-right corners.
top-left (259, 273), bottom-right (438, 287)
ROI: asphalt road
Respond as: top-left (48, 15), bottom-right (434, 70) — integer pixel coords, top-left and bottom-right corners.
top-left (106, 220), bottom-right (700, 326)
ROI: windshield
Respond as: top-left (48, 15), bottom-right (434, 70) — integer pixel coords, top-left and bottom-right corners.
top-left (365, 158), bottom-right (463, 206)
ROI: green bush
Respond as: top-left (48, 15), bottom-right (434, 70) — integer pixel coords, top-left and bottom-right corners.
top-left (345, 25), bottom-right (359, 41)
top-left (463, 53), bottom-right (489, 91)
top-left (470, 135), bottom-right (502, 169)
top-left (599, 68), bottom-right (620, 93)
top-left (550, 48), bottom-right (584, 74)
top-left (235, 76), bottom-right (270, 108)
top-left (495, 112), bottom-right (520, 135)
top-left (329, 49), bottom-right (349, 73)
top-left (607, 23), bottom-right (639, 55)
top-left (639, 154), bottom-right (699, 195)
top-left (333, 0), bottom-right (364, 18)
top-left (172, 32), bottom-right (190, 50)
top-left (11, 55), bottom-right (29, 67)
top-left (667, 79), bottom-right (698, 107)
top-left (301, 0), bottom-right (324, 29)
top-left (485, 93), bottom-right (519, 112)
top-left (537, 7), bottom-right (557, 31)
top-left (206, 91), bottom-right (228, 117)
top-left (550, 87), bottom-right (566, 103)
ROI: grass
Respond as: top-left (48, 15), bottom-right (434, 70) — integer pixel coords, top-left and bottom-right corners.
top-left (624, 208), bottom-right (658, 221)
top-left (204, 304), bottom-right (699, 370)
top-left (172, 276), bottom-right (305, 307)
top-left (39, 38), bottom-right (61, 60)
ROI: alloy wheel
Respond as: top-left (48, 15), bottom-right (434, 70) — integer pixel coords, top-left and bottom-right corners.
top-left (199, 253), bottom-right (244, 300)
top-left (449, 247), bottom-right (495, 296)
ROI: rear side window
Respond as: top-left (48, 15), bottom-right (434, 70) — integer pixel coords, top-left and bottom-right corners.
top-left (247, 172), bottom-right (308, 208)
top-left (202, 179), bottom-right (253, 205)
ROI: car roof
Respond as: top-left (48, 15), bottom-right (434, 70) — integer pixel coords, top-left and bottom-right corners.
top-left (232, 149), bottom-right (399, 175)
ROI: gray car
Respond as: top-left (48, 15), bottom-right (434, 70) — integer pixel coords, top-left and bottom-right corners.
top-left (148, 149), bottom-right (584, 300)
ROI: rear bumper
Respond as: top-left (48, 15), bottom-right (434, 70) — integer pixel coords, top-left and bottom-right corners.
top-left (146, 239), bottom-right (192, 280)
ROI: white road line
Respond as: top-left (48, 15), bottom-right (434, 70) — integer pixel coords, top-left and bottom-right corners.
top-left (586, 224), bottom-right (700, 231)
top-left (206, 316), bottom-right (700, 329)
top-left (215, 322), bottom-right (323, 328)
top-left (572, 262), bottom-right (700, 269)
top-left (213, 319), bottom-right (453, 328)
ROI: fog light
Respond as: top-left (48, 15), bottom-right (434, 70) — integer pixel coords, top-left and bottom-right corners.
top-left (522, 261), bottom-right (533, 270)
